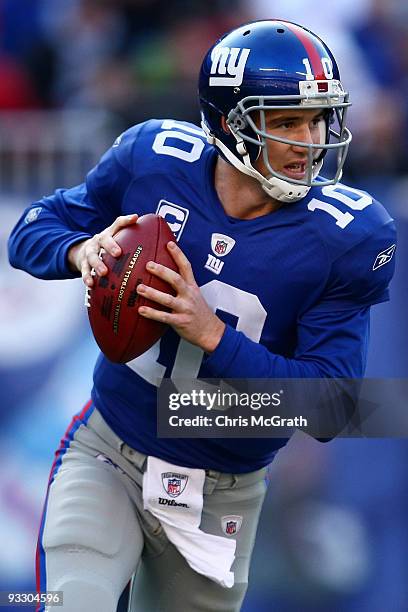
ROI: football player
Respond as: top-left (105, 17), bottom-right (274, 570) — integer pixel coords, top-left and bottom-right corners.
top-left (8, 19), bottom-right (396, 612)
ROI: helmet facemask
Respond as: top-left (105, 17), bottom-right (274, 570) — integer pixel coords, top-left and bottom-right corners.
top-left (218, 82), bottom-right (352, 202)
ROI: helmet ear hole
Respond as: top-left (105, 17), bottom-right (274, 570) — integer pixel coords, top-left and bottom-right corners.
top-left (220, 116), bottom-right (229, 134)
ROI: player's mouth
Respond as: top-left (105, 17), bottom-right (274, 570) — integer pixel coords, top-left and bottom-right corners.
top-left (283, 162), bottom-right (307, 179)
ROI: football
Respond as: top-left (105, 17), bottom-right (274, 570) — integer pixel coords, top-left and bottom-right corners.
top-left (86, 214), bottom-right (177, 363)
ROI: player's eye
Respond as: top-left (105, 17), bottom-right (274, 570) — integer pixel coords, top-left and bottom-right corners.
top-left (278, 121), bottom-right (294, 129)
top-left (310, 117), bottom-right (324, 130)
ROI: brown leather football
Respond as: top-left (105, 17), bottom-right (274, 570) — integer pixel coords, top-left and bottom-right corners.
top-left (87, 214), bottom-right (177, 363)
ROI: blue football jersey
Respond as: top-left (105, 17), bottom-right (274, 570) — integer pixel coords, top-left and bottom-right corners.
top-left (8, 119), bottom-right (397, 472)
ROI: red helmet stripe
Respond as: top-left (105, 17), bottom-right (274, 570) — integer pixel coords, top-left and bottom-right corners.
top-left (283, 22), bottom-right (326, 80)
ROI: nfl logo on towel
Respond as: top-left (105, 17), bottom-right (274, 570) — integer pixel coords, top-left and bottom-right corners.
top-left (162, 472), bottom-right (188, 498)
top-left (221, 515), bottom-right (243, 536)
top-left (168, 478), bottom-right (181, 496)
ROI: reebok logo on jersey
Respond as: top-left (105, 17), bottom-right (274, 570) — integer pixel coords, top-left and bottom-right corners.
top-left (156, 200), bottom-right (189, 241)
top-left (373, 244), bottom-right (396, 271)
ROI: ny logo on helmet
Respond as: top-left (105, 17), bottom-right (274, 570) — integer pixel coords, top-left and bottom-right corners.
top-left (210, 47), bottom-right (250, 87)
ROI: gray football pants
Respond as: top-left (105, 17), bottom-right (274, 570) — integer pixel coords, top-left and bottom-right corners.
top-left (38, 407), bottom-right (268, 612)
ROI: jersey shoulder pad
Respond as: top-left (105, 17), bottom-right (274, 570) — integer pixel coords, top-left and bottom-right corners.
top-left (87, 119), bottom-right (207, 198)
top-left (299, 181), bottom-right (396, 307)
top-left (325, 218), bottom-right (396, 307)
top-left (86, 122), bottom-right (147, 199)
top-left (118, 118), bottom-right (210, 181)
top-left (304, 180), bottom-right (394, 262)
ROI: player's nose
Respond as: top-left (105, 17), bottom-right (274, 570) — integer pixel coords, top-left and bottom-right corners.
top-left (291, 123), bottom-right (314, 151)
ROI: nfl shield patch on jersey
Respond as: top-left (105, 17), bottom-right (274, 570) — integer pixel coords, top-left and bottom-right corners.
top-left (221, 515), bottom-right (243, 536)
top-left (205, 233), bottom-right (236, 275)
top-left (211, 233), bottom-right (235, 257)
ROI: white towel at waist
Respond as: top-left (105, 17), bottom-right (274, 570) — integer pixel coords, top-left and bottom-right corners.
top-left (143, 456), bottom-right (236, 588)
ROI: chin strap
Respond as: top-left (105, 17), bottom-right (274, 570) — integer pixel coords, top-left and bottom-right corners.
top-left (201, 121), bottom-right (319, 204)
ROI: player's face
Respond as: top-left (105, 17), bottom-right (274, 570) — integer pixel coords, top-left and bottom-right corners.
top-left (253, 108), bottom-right (325, 181)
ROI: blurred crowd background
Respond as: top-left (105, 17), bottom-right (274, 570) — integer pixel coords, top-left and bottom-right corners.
top-left (1, 1), bottom-right (407, 611)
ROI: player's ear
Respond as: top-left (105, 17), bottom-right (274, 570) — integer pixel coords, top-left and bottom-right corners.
top-left (221, 116), bottom-right (231, 134)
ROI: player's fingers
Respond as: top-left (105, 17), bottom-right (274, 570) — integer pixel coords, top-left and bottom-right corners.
top-left (110, 213), bottom-right (138, 234)
top-left (146, 261), bottom-right (185, 292)
top-left (136, 284), bottom-right (177, 309)
top-left (99, 214), bottom-right (138, 257)
top-left (138, 305), bottom-right (174, 325)
top-left (98, 233), bottom-right (122, 257)
top-left (86, 248), bottom-right (107, 276)
top-left (81, 259), bottom-right (94, 287)
top-left (167, 241), bottom-right (195, 284)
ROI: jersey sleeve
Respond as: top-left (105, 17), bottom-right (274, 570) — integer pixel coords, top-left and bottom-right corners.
top-left (317, 217), bottom-right (396, 310)
top-left (7, 124), bottom-right (143, 280)
top-left (205, 219), bottom-right (396, 380)
top-left (204, 304), bottom-right (370, 379)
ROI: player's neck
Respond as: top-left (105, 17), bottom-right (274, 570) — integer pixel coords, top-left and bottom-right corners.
top-left (214, 157), bottom-right (283, 220)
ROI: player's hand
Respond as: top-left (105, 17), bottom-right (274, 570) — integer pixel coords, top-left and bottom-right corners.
top-left (137, 241), bottom-right (225, 354)
top-left (68, 214), bottom-right (138, 287)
